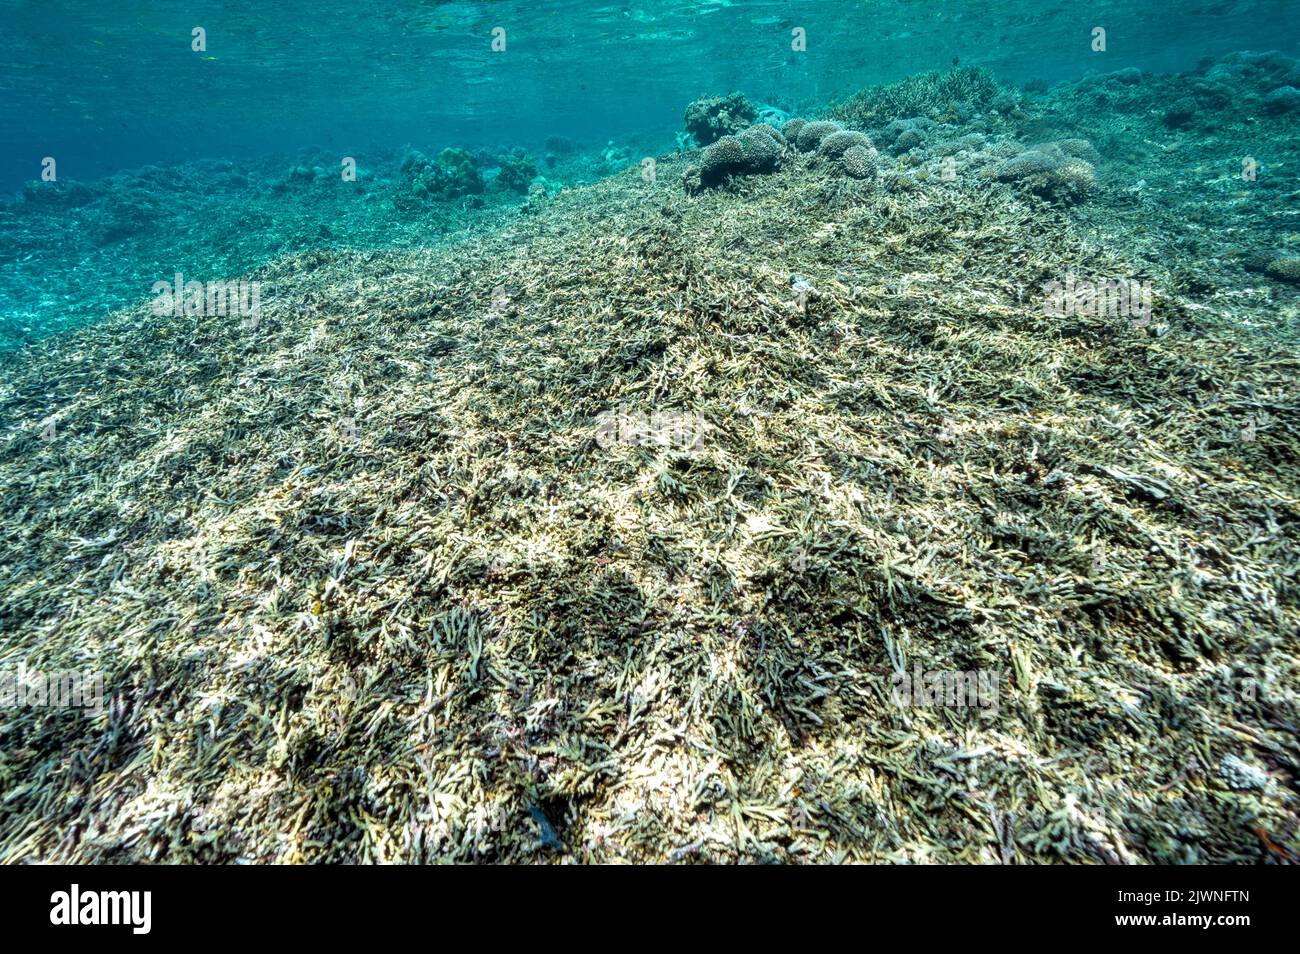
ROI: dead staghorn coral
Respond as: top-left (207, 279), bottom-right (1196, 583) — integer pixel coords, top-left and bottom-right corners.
top-left (2, 67), bottom-right (1299, 868)
top-left (1, 139), bottom-right (1297, 865)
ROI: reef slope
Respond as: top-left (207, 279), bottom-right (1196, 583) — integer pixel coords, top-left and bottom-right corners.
top-left (1, 107), bottom-right (1299, 863)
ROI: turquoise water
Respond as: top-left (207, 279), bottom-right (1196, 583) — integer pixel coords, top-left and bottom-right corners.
top-left (4, 1), bottom-right (1298, 185)
top-left (4, 0), bottom-right (1300, 868)
top-left (1, 0), bottom-right (1298, 346)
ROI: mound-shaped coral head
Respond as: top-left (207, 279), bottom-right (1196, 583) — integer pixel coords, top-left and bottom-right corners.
top-left (795, 120), bottom-right (843, 152)
top-left (700, 135), bottom-right (746, 185)
top-left (818, 130), bottom-right (873, 159)
top-left (996, 146), bottom-right (1095, 204)
top-left (684, 92), bottom-right (758, 146)
top-left (839, 145), bottom-right (878, 180)
top-left (697, 124), bottom-right (788, 187)
top-left (1264, 86), bottom-right (1300, 114)
top-left (738, 124), bottom-right (784, 170)
top-left (1265, 257), bottom-right (1300, 283)
top-left (781, 117), bottom-right (808, 142)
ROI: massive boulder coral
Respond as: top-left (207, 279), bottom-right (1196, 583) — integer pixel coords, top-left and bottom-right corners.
top-left (781, 117), bottom-right (808, 142)
top-left (795, 120), bottom-right (843, 152)
top-left (1264, 86), bottom-right (1300, 114)
top-left (994, 140), bottom-right (1098, 204)
top-left (86, 191), bottom-right (160, 243)
top-left (1163, 96), bottom-right (1201, 128)
top-left (816, 130), bottom-right (878, 180)
top-left (1203, 49), bottom-right (1298, 87)
top-left (494, 149), bottom-right (538, 193)
top-left (699, 135), bottom-right (746, 184)
top-left (685, 110), bottom-right (880, 191)
top-left (396, 147), bottom-right (484, 207)
top-left (1157, 51), bottom-right (1300, 122)
top-left (684, 92), bottom-right (758, 146)
top-left (817, 129), bottom-right (872, 159)
top-left (693, 123), bottom-right (788, 188)
top-left (1047, 138), bottom-right (1101, 164)
top-left (879, 117), bottom-right (937, 155)
top-left (21, 179), bottom-right (97, 208)
top-left (1265, 257), bottom-right (1300, 283)
top-left (838, 144), bottom-right (877, 180)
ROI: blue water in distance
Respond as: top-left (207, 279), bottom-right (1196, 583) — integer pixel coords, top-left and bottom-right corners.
top-left (2, 0), bottom-right (1298, 189)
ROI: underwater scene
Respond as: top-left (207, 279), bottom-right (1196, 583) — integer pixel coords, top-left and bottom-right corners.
top-left (0, 0), bottom-right (1298, 868)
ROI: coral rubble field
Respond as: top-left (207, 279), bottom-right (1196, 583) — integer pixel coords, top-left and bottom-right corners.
top-left (0, 60), bottom-right (1298, 863)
